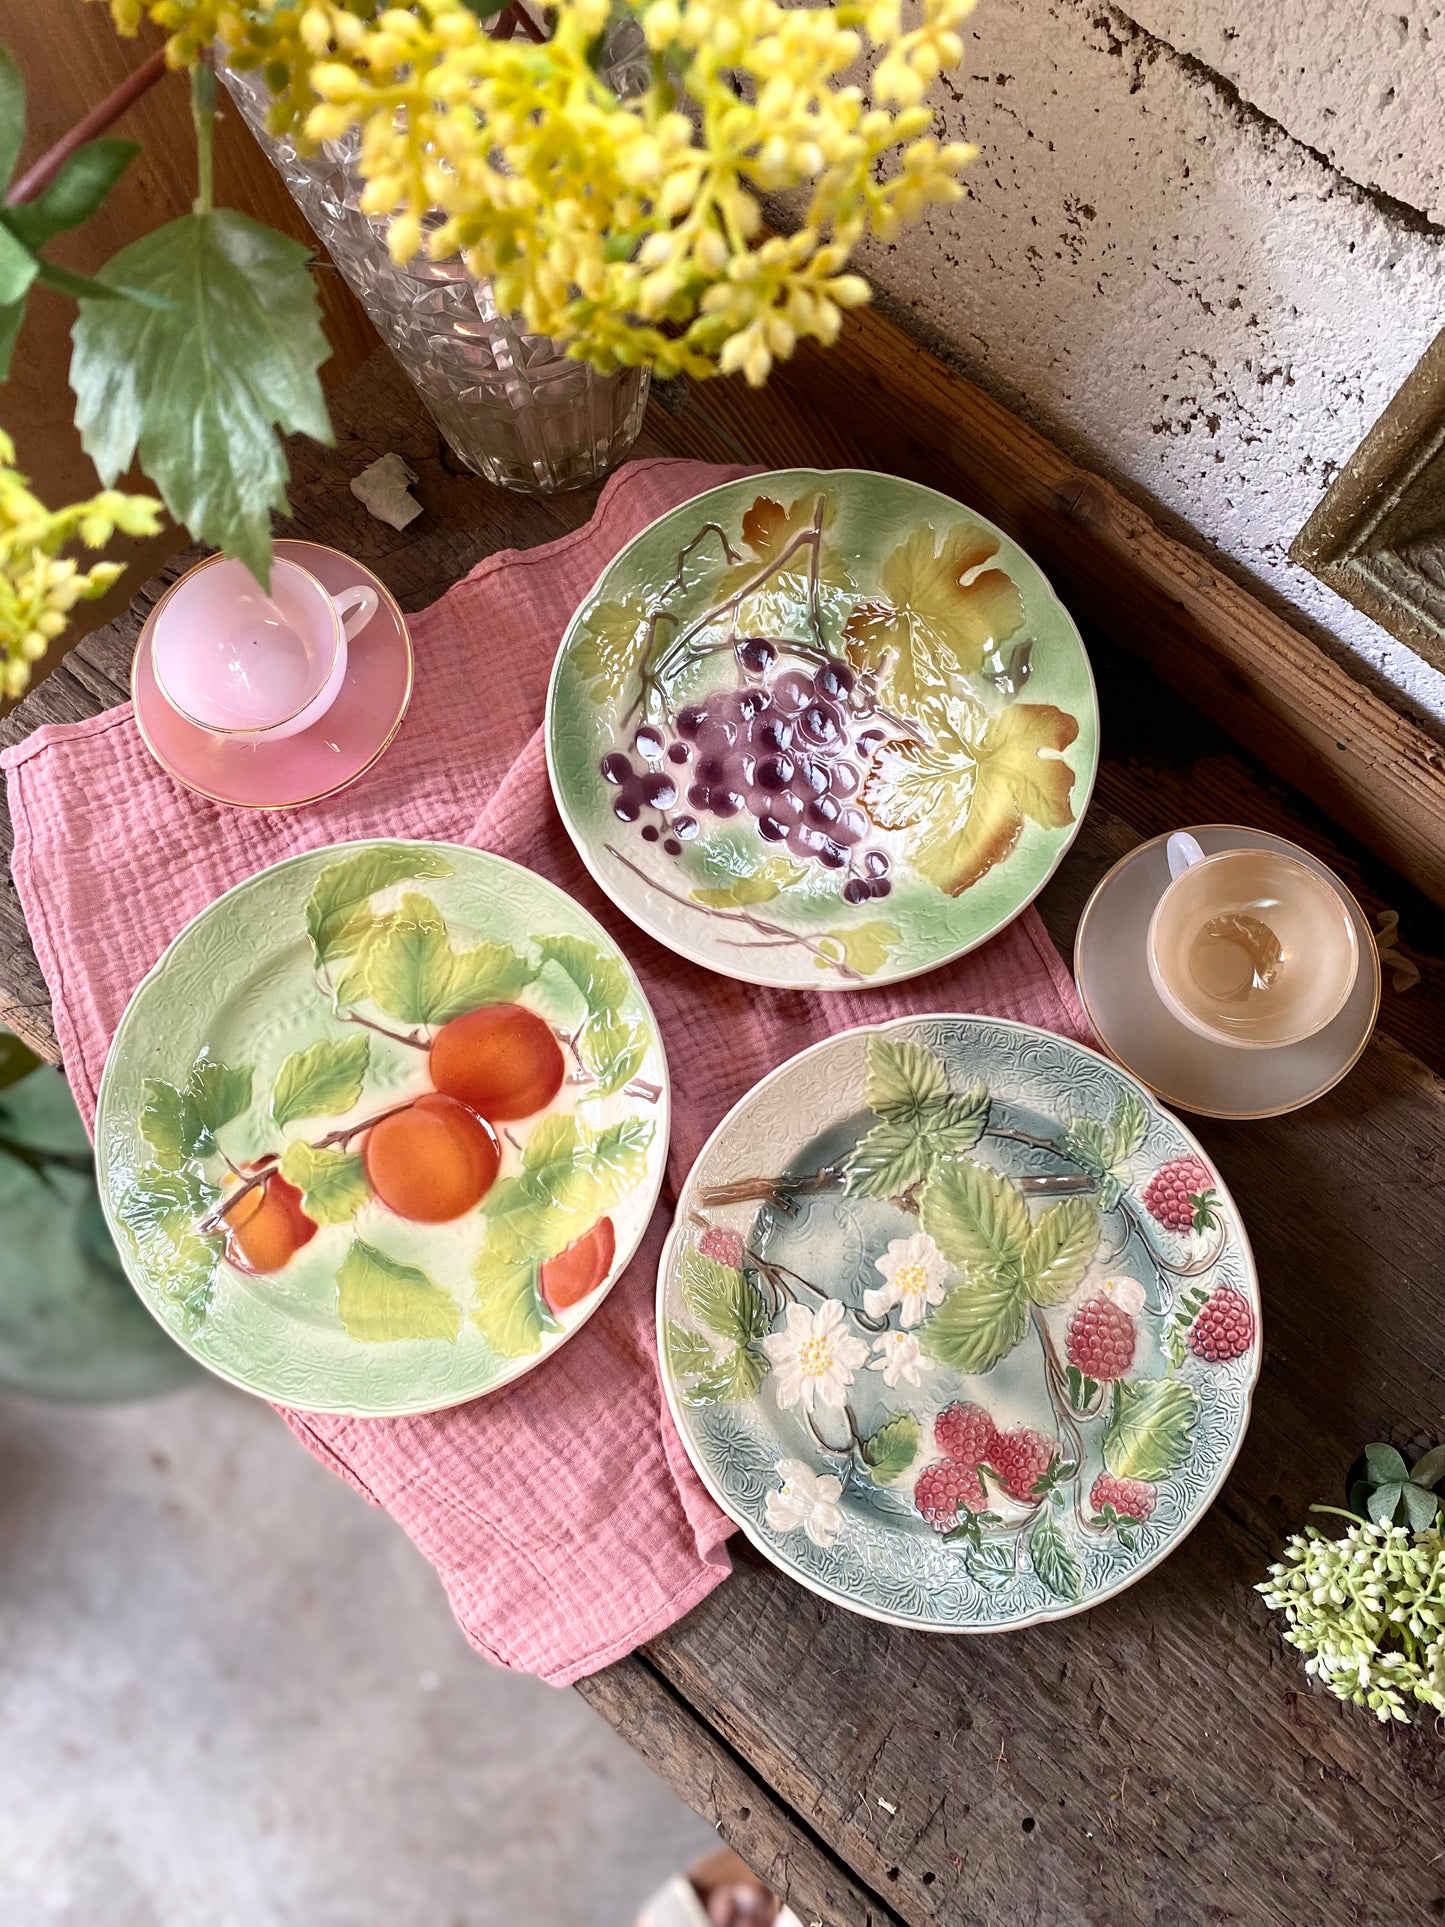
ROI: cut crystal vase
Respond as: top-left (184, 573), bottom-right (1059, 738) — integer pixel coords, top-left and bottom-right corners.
top-left (222, 67), bottom-right (650, 493)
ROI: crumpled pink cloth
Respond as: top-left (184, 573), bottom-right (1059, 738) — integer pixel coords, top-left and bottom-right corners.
top-left (4, 456), bottom-right (1091, 1685)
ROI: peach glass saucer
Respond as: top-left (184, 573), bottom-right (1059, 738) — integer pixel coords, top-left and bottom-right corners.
top-left (1074, 825), bottom-right (1380, 1120)
top-left (132, 540), bottom-right (412, 810)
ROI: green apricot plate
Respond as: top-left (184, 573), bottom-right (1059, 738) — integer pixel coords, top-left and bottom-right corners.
top-left (658, 1015), bottom-right (1258, 1631)
top-left (95, 841), bottom-right (669, 1416)
top-left (547, 468), bottom-right (1098, 988)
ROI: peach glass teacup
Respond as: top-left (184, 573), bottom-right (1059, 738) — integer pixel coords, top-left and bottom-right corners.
top-left (1146, 832), bottom-right (1359, 1049)
top-left (150, 554), bottom-right (378, 740)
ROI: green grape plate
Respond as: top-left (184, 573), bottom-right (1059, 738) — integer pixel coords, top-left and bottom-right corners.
top-left (94, 841), bottom-right (669, 1416)
top-left (658, 1015), bottom-right (1259, 1631)
top-left (547, 468), bottom-right (1099, 988)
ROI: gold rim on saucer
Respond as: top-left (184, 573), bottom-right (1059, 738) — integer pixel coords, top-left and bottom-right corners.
top-left (1073, 824), bottom-right (1381, 1121)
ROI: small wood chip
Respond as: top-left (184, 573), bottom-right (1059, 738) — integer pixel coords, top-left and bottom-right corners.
top-left (877, 1797), bottom-right (898, 1814)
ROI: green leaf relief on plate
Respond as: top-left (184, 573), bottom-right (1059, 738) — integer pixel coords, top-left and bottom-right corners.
top-left (535, 934), bottom-right (630, 1022)
top-left (845, 1037), bottom-right (989, 1201)
top-left (70, 208), bottom-right (333, 584)
top-left (1020, 1198), bottom-right (1099, 1307)
top-left (304, 846), bottom-right (455, 972)
top-left (140, 1049), bottom-right (251, 1166)
top-left (1029, 1513), bottom-right (1083, 1603)
top-left (666, 1318), bottom-right (716, 1378)
top-left (114, 1164), bottom-right (223, 1331)
top-left (278, 1140), bottom-right (371, 1227)
top-left (569, 593), bottom-right (649, 702)
top-left (680, 1246), bottom-right (768, 1348)
top-left (579, 1013), bottom-right (649, 1098)
top-left (861, 1412), bottom-right (921, 1484)
top-left (1103, 1376), bottom-right (1199, 1482)
top-left (691, 857), bottom-right (807, 910)
top-left (813, 922), bottom-right (900, 978)
top-left (921, 1156), bottom-right (1030, 1276)
top-left (335, 1239), bottom-right (460, 1345)
top-left (683, 1343), bottom-right (768, 1405)
top-left (338, 893), bottom-right (534, 1027)
top-left (271, 1034), bottom-right (370, 1129)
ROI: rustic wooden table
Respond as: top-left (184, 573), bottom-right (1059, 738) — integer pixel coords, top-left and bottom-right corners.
top-left (4, 338), bottom-right (1445, 1927)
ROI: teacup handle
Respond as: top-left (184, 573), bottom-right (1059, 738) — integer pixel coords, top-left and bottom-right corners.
top-left (331, 583), bottom-right (379, 640)
top-left (1166, 831), bottom-right (1207, 880)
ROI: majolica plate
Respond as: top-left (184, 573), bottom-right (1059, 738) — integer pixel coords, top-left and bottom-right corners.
top-left (95, 841), bottom-right (669, 1415)
top-left (658, 1016), bottom-right (1258, 1631)
top-left (547, 469), bottom-right (1098, 989)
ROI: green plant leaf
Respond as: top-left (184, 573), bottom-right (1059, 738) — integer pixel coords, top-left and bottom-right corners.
top-left (861, 1411), bottom-right (921, 1484)
top-left (138, 1080), bottom-right (192, 1168)
top-left (1402, 1482), bottom-right (1442, 1531)
top-left (1103, 1376), bottom-right (1199, 1482)
top-left (814, 921), bottom-right (900, 978)
top-left (536, 934), bottom-right (629, 1021)
top-left (865, 1036), bottom-right (948, 1118)
top-left (1367, 1481), bottom-right (1406, 1527)
top-left (570, 591), bottom-right (649, 700)
top-left (683, 1343), bottom-right (768, 1404)
top-left (340, 893), bottom-right (534, 1026)
top-left (0, 220), bottom-right (37, 307)
top-left (0, 296), bottom-right (23, 379)
top-left (1063, 1117), bottom-right (1112, 1179)
top-left (920, 1271), bottom-right (1030, 1375)
top-left (665, 1319), bottom-right (715, 1376)
top-left (271, 1035), bottom-right (370, 1129)
top-left (921, 1156), bottom-right (1030, 1275)
top-left (115, 1162), bottom-right (218, 1238)
top-left (470, 1260), bottom-right (558, 1358)
top-left (844, 1117), bottom-right (935, 1200)
top-left (691, 856), bottom-right (806, 909)
top-left (580, 1013), bottom-right (649, 1098)
top-left (680, 1245), bottom-right (768, 1346)
top-left (1364, 1442), bottom-right (1410, 1486)
top-left (1109, 1088), bottom-right (1148, 1163)
top-left (305, 845), bottom-right (454, 970)
top-left (278, 1140), bottom-right (370, 1226)
top-left (1021, 1198), bottom-right (1100, 1306)
top-left (139, 1051), bottom-right (251, 1165)
top-left (1409, 1444), bottom-right (1445, 1490)
top-left (0, 1031), bottom-right (42, 1090)
top-left (1030, 1514), bottom-right (1082, 1602)
top-left (0, 48), bottom-right (25, 193)
top-left (335, 1238), bottom-right (459, 1344)
top-left (70, 207), bottom-right (333, 584)
top-left (3, 139), bottom-right (138, 252)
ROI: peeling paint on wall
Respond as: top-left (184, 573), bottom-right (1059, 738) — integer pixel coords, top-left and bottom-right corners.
top-left (853, 0), bottom-right (1445, 727)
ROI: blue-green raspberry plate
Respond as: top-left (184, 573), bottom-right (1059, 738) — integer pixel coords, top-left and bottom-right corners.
top-left (658, 1015), bottom-right (1258, 1631)
top-left (95, 840), bottom-right (669, 1416)
top-left (547, 468), bottom-right (1098, 988)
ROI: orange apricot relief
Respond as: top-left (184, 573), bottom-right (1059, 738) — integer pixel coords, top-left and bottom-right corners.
top-left (223, 1171), bottom-right (318, 1275)
top-left (363, 1093), bottom-right (501, 1223)
top-left (429, 1003), bottom-right (565, 1123)
top-left (540, 1216), bottom-right (616, 1313)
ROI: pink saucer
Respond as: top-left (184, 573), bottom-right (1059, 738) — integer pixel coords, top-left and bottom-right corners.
top-left (132, 540), bottom-right (413, 810)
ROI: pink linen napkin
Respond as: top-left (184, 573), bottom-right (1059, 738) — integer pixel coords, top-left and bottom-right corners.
top-left (4, 456), bottom-right (1092, 1686)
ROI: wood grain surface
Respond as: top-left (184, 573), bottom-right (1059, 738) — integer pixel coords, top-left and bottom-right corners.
top-left (3, 333), bottom-right (1445, 1927)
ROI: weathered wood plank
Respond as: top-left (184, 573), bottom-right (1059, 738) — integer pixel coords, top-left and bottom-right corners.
top-left (578, 1656), bottom-right (906, 1927)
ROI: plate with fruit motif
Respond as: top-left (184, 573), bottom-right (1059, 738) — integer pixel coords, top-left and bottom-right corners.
top-left (658, 1015), bottom-right (1258, 1631)
top-left (95, 841), bottom-right (669, 1416)
top-left (547, 469), bottom-right (1097, 988)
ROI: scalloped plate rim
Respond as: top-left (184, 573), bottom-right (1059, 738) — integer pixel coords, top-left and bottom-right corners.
top-left (656, 1011), bottom-right (1259, 1633)
top-left (546, 466), bottom-right (1100, 990)
top-left (94, 837), bottom-right (672, 1418)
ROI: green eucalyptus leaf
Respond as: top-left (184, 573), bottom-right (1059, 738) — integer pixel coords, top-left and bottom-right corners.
top-left (1409, 1444), bottom-right (1445, 1490)
top-left (1367, 1481), bottom-right (1405, 1527)
top-left (0, 48), bottom-right (25, 193)
top-left (1364, 1443), bottom-right (1410, 1486)
top-left (271, 1034), bottom-right (370, 1128)
top-left (1029, 1514), bottom-right (1082, 1602)
top-left (1401, 1481), bottom-right (1442, 1531)
top-left (861, 1411), bottom-right (920, 1484)
top-left (336, 1238), bottom-right (460, 1345)
top-left (3, 139), bottom-right (138, 251)
top-left (70, 208), bottom-right (332, 584)
top-left (1103, 1376), bottom-right (1199, 1482)
top-left (305, 845), bottom-right (454, 970)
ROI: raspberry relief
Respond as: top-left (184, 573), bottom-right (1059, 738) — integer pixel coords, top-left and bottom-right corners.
top-left (1142, 1155), bottom-right (1221, 1237)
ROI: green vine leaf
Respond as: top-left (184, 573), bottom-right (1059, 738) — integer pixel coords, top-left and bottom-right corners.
top-left (570, 592), bottom-right (650, 701)
top-left (140, 1049), bottom-right (252, 1166)
top-left (71, 208), bottom-right (333, 584)
top-left (861, 1412), bottom-right (921, 1484)
top-left (691, 855), bottom-right (806, 909)
top-left (919, 1270), bottom-right (1030, 1375)
top-left (682, 1343), bottom-right (768, 1404)
top-left (814, 921), bottom-right (900, 978)
top-left (1020, 1198), bottom-right (1100, 1306)
top-left (1029, 1514), bottom-right (1082, 1603)
top-left (335, 1238), bottom-right (460, 1345)
top-left (680, 1246), bottom-right (768, 1347)
top-left (305, 846), bottom-right (454, 972)
top-left (271, 1035), bottom-right (370, 1129)
top-left (278, 1140), bottom-right (371, 1227)
top-left (339, 893), bottom-right (534, 1026)
top-left (1103, 1376), bottom-right (1199, 1482)
top-left (665, 1318), bottom-right (715, 1377)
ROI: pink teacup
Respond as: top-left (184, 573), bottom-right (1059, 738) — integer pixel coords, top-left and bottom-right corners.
top-left (150, 554), bottom-right (378, 740)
